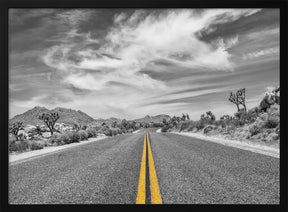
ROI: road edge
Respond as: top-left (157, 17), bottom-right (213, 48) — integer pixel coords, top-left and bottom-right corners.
top-left (171, 132), bottom-right (279, 158)
top-left (9, 136), bottom-right (107, 165)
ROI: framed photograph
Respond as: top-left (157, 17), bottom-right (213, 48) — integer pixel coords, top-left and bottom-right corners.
top-left (1, 0), bottom-right (287, 211)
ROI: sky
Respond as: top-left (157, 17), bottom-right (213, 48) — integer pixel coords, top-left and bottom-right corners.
top-left (9, 9), bottom-right (279, 120)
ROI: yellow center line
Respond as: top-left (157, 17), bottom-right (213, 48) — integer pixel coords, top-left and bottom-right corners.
top-left (136, 132), bottom-right (147, 204)
top-left (147, 132), bottom-right (162, 204)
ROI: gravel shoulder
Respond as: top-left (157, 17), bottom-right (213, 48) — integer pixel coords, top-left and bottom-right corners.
top-left (170, 132), bottom-right (279, 158)
top-left (9, 136), bottom-right (107, 165)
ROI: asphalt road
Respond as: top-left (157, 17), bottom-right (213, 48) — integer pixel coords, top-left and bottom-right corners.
top-left (9, 131), bottom-right (279, 204)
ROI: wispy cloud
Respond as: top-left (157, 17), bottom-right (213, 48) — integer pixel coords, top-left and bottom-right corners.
top-left (9, 9), bottom-right (279, 120)
top-left (242, 47), bottom-right (279, 60)
top-left (41, 9), bottom-right (259, 93)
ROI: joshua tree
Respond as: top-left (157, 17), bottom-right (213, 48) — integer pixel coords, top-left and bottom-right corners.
top-left (181, 113), bottom-right (186, 121)
top-left (38, 112), bottom-right (59, 135)
top-left (229, 88), bottom-right (247, 113)
top-left (9, 121), bottom-right (24, 140)
top-left (201, 111), bottom-right (216, 121)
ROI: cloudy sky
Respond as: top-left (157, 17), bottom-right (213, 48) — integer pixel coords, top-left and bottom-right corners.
top-left (9, 9), bottom-right (279, 120)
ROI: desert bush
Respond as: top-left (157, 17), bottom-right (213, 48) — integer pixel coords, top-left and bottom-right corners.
top-left (215, 120), bottom-right (226, 128)
top-left (111, 128), bottom-right (118, 136)
top-left (9, 136), bottom-right (17, 152)
top-left (249, 119), bottom-right (264, 136)
top-left (48, 133), bottom-right (70, 145)
top-left (29, 141), bottom-right (44, 150)
top-left (194, 120), bottom-right (205, 130)
top-left (9, 140), bottom-right (29, 152)
top-left (101, 126), bottom-right (112, 136)
top-left (179, 121), bottom-right (191, 131)
top-left (265, 116), bottom-right (279, 128)
top-left (161, 125), bottom-right (170, 132)
top-left (265, 105), bottom-right (279, 129)
top-left (116, 128), bottom-right (123, 134)
top-left (67, 131), bottom-right (81, 143)
top-left (61, 133), bottom-right (71, 144)
top-left (49, 134), bottom-right (61, 144)
top-left (226, 125), bottom-right (236, 132)
top-left (78, 130), bottom-right (89, 141)
top-left (153, 122), bottom-right (164, 128)
top-left (86, 128), bottom-right (98, 138)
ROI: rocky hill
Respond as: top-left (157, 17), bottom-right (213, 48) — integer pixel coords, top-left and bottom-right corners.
top-left (10, 106), bottom-right (96, 126)
top-left (133, 114), bottom-right (171, 123)
top-left (10, 106), bottom-right (171, 127)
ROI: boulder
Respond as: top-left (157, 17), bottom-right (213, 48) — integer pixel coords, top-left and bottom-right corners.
top-left (42, 132), bottom-right (52, 138)
top-left (203, 125), bottom-right (214, 134)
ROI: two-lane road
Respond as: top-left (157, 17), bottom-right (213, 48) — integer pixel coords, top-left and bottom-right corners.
top-left (9, 131), bottom-right (279, 204)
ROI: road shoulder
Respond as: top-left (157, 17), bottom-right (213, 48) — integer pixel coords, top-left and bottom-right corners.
top-left (171, 132), bottom-right (279, 158)
top-left (9, 136), bottom-right (107, 165)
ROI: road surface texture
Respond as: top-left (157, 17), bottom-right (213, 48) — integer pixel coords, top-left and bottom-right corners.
top-left (9, 131), bottom-right (279, 204)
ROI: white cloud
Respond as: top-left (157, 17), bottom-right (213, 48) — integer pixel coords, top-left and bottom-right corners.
top-left (242, 47), bottom-right (279, 60)
top-left (39, 9), bottom-right (265, 118)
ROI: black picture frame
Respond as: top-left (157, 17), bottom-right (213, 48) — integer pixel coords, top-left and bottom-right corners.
top-left (1, 0), bottom-right (287, 211)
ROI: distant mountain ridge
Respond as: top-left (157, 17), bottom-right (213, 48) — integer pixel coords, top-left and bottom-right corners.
top-left (9, 106), bottom-right (171, 126)
top-left (133, 114), bottom-right (171, 123)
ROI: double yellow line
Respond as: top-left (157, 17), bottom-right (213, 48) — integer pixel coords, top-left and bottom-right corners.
top-left (136, 132), bottom-right (162, 204)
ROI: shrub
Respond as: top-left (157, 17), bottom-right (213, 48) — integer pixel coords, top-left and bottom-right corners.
top-left (226, 125), bottom-right (236, 132)
top-left (249, 122), bottom-right (263, 136)
top-left (161, 125), bottom-right (169, 132)
top-left (265, 116), bottom-right (279, 128)
top-left (153, 122), bottom-right (164, 128)
top-left (49, 134), bottom-right (61, 144)
top-left (78, 130), bottom-right (89, 141)
top-left (194, 120), bottom-right (205, 130)
top-left (265, 105), bottom-right (279, 129)
top-left (86, 128), bottom-right (98, 138)
top-left (9, 140), bottom-right (29, 152)
top-left (9, 136), bottom-right (17, 152)
top-left (111, 128), bottom-right (120, 136)
top-left (180, 121), bottom-right (193, 131)
top-left (67, 131), bottom-right (80, 143)
top-left (116, 128), bottom-right (123, 134)
top-left (29, 141), bottom-right (44, 150)
top-left (61, 133), bottom-right (70, 144)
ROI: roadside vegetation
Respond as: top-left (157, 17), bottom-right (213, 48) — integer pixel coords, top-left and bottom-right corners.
top-left (9, 112), bottom-right (167, 153)
top-left (9, 86), bottom-right (280, 153)
top-left (160, 86), bottom-right (280, 147)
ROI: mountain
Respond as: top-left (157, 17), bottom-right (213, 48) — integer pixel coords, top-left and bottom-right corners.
top-left (133, 114), bottom-right (171, 123)
top-left (10, 106), bottom-right (171, 127)
top-left (10, 106), bottom-right (96, 126)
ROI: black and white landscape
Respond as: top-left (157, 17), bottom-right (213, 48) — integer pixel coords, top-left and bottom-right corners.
top-left (9, 9), bottom-right (279, 204)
